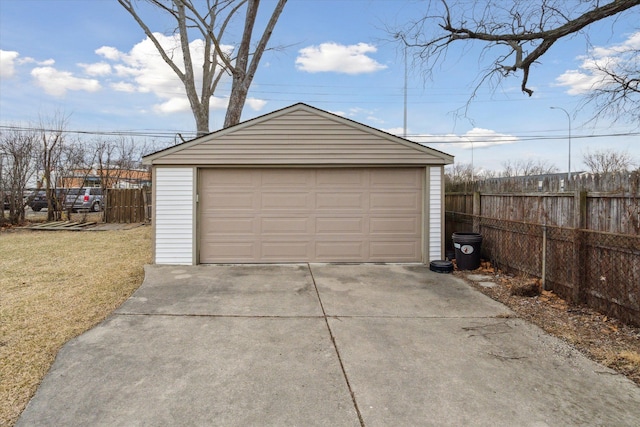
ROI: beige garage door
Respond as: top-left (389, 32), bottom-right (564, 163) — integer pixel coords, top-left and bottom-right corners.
top-left (199, 168), bottom-right (423, 263)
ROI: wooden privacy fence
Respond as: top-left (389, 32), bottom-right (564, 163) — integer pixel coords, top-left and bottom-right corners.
top-left (446, 190), bottom-right (639, 234)
top-left (104, 188), bottom-right (151, 223)
top-left (445, 172), bottom-right (640, 326)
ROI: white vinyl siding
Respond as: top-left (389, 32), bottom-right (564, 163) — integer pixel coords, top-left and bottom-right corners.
top-left (155, 167), bottom-right (194, 265)
top-left (428, 166), bottom-right (443, 261)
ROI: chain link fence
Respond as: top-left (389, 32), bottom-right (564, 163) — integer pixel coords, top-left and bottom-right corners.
top-left (445, 211), bottom-right (640, 326)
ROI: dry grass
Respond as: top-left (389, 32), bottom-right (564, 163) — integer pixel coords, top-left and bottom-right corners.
top-left (0, 226), bottom-right (151, 426)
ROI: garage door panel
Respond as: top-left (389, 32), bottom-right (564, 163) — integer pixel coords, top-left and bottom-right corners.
top-left (261, 170), bottom-right (312, 186)
top-left (370, 192), bottom-right (421, 210)
top-left (204, 170), bottom-right (255, 187)
top-left (370, 217), bottom-right (420, 234)
top-left (261, 192), bottom-right (310, 209)
top-left (316, 169), bottom-right (365, 186)
top-left (262, 217), bottom-right (309, 233)
top-left (261, 242), bottom-right (311, 259)
top-left (316, 192), bottom-right (364, 210)
top-left (315, 241), bottom-right (365, 260)
top-left (207, 218), bottom-right (256, 234)
top-left (205, 242), bottom-right (256, 260)
top-left (199, 168), bottom-right (423, 263)
top-left (370, 168), bottom-right (421, 186)
top-left (315, 217), bottom-right (364, 233)
top-left (369, 241), bottom-right (420, 260)
top-left (207, 193), bottom-right (256, 210)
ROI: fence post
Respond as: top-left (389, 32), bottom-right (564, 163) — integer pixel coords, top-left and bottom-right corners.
top-left (541, 223), bottom-right (547, 291)
top-left (572, 191), bottom-right (588, 303)
top-left (105, 189), bottom-right (111, 223)
top-left (473, 191), bottom-right (481, 233)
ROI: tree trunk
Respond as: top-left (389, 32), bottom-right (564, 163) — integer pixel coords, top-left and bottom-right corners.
top-left (194, 105), bottom-right (210, 136)
top-left (120, 0), bottom-right (287, 133)
top-left (223, 0), bottom-right (287, 128)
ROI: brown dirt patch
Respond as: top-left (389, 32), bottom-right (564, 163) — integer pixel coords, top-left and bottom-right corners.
top-left (0, 226), bottom-right (152, 426)
top-left (457, 263), bottom-right (640, 386)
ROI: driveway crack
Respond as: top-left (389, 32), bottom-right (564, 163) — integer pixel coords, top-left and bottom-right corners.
top-left (308, 263), bottom-right (365, 427)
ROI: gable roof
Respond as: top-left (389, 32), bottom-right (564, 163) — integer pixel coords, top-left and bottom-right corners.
top-left (143, 103), bottom-right (454, 166)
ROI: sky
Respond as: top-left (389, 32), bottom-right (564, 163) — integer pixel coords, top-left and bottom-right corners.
top-left (1, 0), bottom-right (639, 174)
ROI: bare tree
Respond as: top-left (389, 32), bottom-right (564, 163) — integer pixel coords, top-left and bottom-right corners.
top-left (0, 128), bottom-right (38, 224)
top-left (501, 159), bottom-right (559, 177)
top-left (118, 0), bottom-right (287, 134)
top-left (445, 162), bottom-right (476, 191)
top-left (59, 141), bottom-right (100, 221)
top-left (94, 136), bottom-right (144, 189)
top-left (581, 43), bottom-right (640, 124)
top-left (395, 0), bottom-right (639, 115)
top-left (582, 148), bottom-right (636, 173)
top-left (38, 114), bottom-right (68, 221)
top-left (94, 138), bottom-right (119, 190)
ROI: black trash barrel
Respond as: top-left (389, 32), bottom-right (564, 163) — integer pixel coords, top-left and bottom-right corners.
top-left (452, 232), bottom-right (483, 270)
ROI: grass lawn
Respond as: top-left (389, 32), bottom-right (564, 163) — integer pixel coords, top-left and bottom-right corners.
top-left (0, 226), bottom-right (151, 426)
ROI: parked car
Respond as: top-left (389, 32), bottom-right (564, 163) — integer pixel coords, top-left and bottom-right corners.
top-left (27, 191), bottom-right (47, 211)
top-left (27, 189), bottom-right (67, 212)
top-left (64, 187), bottom-right (104, 212)
top-left (3, 192), bottom-right (24, 211)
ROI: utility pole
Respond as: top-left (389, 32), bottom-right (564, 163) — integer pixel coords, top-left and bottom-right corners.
top-left (550, 106), bottom-right (572, 180)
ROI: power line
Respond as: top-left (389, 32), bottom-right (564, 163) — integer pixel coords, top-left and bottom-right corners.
top-left (0, 124), bottom-right (196, 140)
top-left (407, 132), bottom-right (640, 143)
top-left (1, 124), bottom-right (638, 144)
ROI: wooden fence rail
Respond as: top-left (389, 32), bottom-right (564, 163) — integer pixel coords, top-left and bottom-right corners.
top-left (445, 173), bottom-right (640, 326)
top-left (446, 212), bottom-right (640, 326)
top-left (104, 188), bottom-right (151, 224)
top-left (446, 191), bottom-right (639, 235)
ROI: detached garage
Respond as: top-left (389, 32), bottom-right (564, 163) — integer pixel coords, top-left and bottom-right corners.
top-left (143, 103), bottom-right (453, 265)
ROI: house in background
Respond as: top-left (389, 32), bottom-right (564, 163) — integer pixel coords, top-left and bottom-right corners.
top-left (58, 168), bottom-right (151, 189)
top-left (143, 103), bottom-right (454, 265)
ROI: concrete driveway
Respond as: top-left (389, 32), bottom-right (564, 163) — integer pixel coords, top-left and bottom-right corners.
top-left (17, 264), bottom-right (640, 426)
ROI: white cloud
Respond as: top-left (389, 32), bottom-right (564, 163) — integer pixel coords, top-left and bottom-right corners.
top-left (245, 97), bottom-right (267, 111)
top-left (384, 127), bottom-right (405, 135)
top-left (95, 46), bottom-right (122, 61)
top-left (97, 33), bottom-right (239, 114)
top-left (79, 61), bottom-right (112, 76)
top-left (555, 70), bottom-right (603, 95)
top-left (0, 49), bottom-right (19, 78)
top-left (556, 31), bottom-right (640, 95)
top-left (113, 64), bottom-right (140, 78)
top-left (402, 127), bottom-right (518, 149)
top-left (153, 97), bottom-right (191, 114)
top-left (111, 81), bottom-right (136, 92)
top-left (31, 66), bottom-right (101, 97)
top-left (210, 96), bottom-right (229, 110)
top-left (591, 31), bottom-right (640, 57)
top-left (296, 42), bottom-right (387, 74)
top-left (17, 57), bottom-right (55, 66)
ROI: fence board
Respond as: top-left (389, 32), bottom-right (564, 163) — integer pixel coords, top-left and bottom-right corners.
top-left (450, 171), bottom-right (640, 194)
top-left (445, 184), bottom-right (640, 325)
top-left (105, 188), bottom-right (151, 224)
top-left (447, 193), bottom-right (639, 235)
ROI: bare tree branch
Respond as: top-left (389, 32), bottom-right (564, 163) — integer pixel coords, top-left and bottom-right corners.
top-left (224, 0), bottom-right (287, 127)
top-left (396, 0), bottom-right (639, 103)
top-left (118, 0), bottom-right (287, 135)
top-left (582, 148), bottom-right (637, 173)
